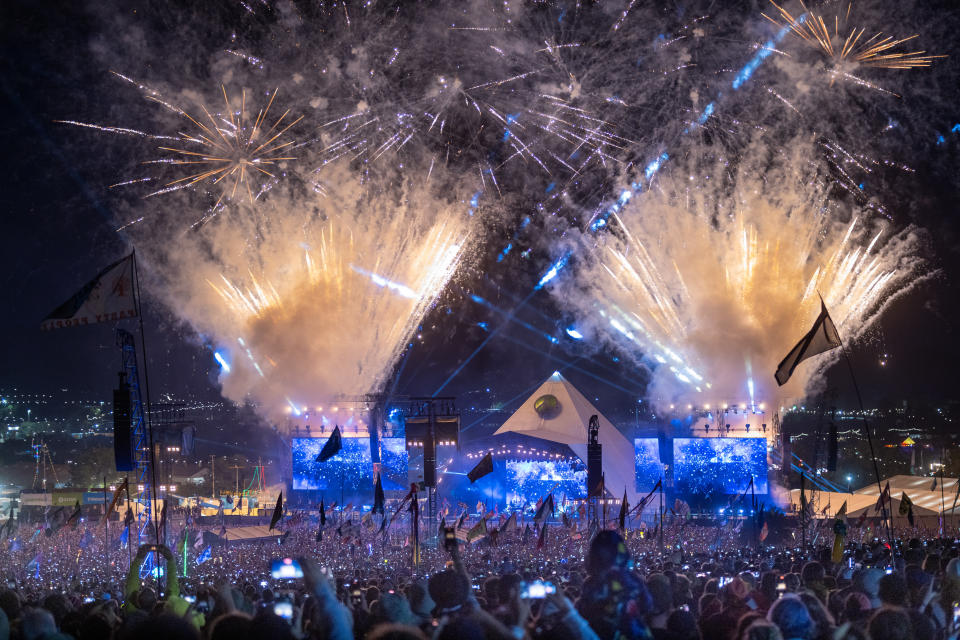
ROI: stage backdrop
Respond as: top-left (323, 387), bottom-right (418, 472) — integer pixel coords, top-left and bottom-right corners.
top-left (291, 436), bottom-right (408, 497)
top-left (633, 438), bottom-right (665, 492)
top-left (672, 437), bottom-right (767, 497)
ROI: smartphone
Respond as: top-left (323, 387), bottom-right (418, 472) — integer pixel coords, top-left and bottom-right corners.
top-left (521, 581), bottom-right (556, 599)
top-left (271, 558), bottom-right (303, 580)
top-left (83, 597), bottom-right (95, 603)
top-left (183, 595), bottom-right (196, 603)
top-left (350, 588), bottom-right (363, 605)
top-left (885, 566), bottom-right (894, 575)
top-left (848, 557), bottom-right (854, 569)
top-left (719, 577), bottom-right (733, 588)
top-left (443, 527), bottom-right (456, 551)
top-left (274, 601), bottom-right (293, 620)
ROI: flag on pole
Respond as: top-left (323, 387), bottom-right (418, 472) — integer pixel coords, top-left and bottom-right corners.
top-left (501, 511), bottom-right (517, 534)
top-left (196, 546), bottom-right (212, 565)
top-left (372, 473), bottom-right (385, 515)
top-left (467, 453), bottom-right (494, 483)
top-left (66, 501), bottom-right (82, 530)
top-left (269, 492), bottom-right (284, 531)
top-left (533, 494), bottom-right (554, 527)
top-left (319, 498), bottom-right (326, 527)
top-left (316, 426), bottom-right (343, 462)
top-left (899, 492), bottom-right (915, 526)
top-left (41, 254), bottom-right (138, 331)
top-left (875, 482), bottom-right (891, 514)
top-left (536, 523), bottom-right (547, 550)
top-left (102, 480), bottom-right (129, 524)
top-left (774, 300), bottom-right (842, 386)
top-left (466, 518), bottom-right (487, 543)
top-left (618, 488), bottom-right (629, 531)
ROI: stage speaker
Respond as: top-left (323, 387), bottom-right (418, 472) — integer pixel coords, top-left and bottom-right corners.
top-left (113, 378), bottom-right (135, 472)
top-left (587, 442), bottom-right (603, 497)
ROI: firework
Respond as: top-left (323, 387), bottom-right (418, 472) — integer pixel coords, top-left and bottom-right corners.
top-left (156, 86), bottom-right (302, 207)
top-left (551, 141), bottom-right (926, 408)
top-left (763, 1), bottom-right (944, 70)
top-left (152, 160), bottom-right (474, 421)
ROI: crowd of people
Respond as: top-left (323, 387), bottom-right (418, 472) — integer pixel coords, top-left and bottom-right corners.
top-left (0, 511), bottom-right (957, 639)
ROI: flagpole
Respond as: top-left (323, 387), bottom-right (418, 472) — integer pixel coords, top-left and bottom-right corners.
top-left (131, 249), bottom-right (161, 549)
top-left (837, 339), bottom-right (894, 547)
top-left (103, 476), bottom-right (109, 573)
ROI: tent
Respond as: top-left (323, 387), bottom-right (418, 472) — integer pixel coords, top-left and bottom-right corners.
top-left (494, 371), bottom-right (641, 502)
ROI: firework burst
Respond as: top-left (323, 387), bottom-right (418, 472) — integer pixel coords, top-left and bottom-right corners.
top-left (763, 1), bottom-right (945, 71)
top-left (156, 86), bottom-right (302, 207)
top-left (550, 141), bottom-right (927, 408)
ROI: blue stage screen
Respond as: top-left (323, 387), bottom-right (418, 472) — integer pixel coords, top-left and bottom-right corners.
top-left (379, 438), bottom-right (409, 492)
top-left (502, 458), bottom-right (586, 508)
top-left (672, 438), bottom-right (767, 495)
top-left (634, 438), bottom-right (664, 492)
top-left (291, 437), bottom-right (372, 494)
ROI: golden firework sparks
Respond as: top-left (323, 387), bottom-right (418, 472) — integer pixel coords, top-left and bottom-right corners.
top-left (156, 86), bottom-right (302, 206)
top-left (763, 1), bottom-right (945, 70)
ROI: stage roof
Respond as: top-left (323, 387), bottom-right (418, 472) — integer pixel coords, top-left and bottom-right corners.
top-left (494, 371), bottom-right (641, 502)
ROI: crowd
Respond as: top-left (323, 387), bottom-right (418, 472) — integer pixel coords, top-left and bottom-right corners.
top-left (0, 513), bottom-right (957, 640)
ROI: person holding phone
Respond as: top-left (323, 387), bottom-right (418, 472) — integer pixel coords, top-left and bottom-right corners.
top-left (123, 544), bottom-right (205, 630)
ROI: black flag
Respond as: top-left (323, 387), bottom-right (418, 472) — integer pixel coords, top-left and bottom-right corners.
top-left (319, 498), bottom-right (326, 527)
top-left (316, 426), bottom-right (343, 462)
top-left (618, 488), bottom-right (629, 531)
top-left (269, 492), bottom-right (283, 531)
top-left (467, 453), bottom-right (494, 483)
top-left (775, 300), bottom-right (841, 386)
top-left (372, 473), bottom-right (385, 515)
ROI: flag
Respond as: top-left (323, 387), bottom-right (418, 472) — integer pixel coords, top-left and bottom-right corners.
top-left (631, 479), bottom-right (662, 517)
top-left (536, 522), bottom-right (547, 550)
top-left (502, 511), bottom-right (518, 533)
top-left (438, 516), bottom-right (447, 539)
top-left (899, 492), bottom-right (915, 526)
top-left (533, 494), bottom-right (554, 526)
top-left (66, 501), bottom-right (82, 530)
top-left (25, 552), bottom-right (42, 573)
top-left (316, 426), bottom-right (343, 463)
top-left (41, 254), bottom-right (138, 330)
top-left (775, 300), bottom-right (841, 386)
top-left (221, 496), bottom-right (235, 511)
top-left (832, 501), bottom-right (849, 564)
top-left (618, 488), bottom-right (629, 531)
top-left (102, 479), bottom-right (129, 524)
top-left (361, 511), bottom-right (375, 530)
top-left (319, 498), bottom-right (326, 527)
top-left (269, 492), bottom-right (283, 531)
top-left (467, 518), bottom-right (487, 543)
top-left (372, 473), bottom-right (385, 515)
top-left (874, 482), bottom-right (891, 515)
top-left (520, 524), bottom-right (532, 544)
top-left (467, 453), bottom-right (494, 483)
top-left (759, 522), bottom-right (769, 542)
top-left (196, 546), bottom-right (212, 565)
top-left (456, 511), bottom-right (468, 529)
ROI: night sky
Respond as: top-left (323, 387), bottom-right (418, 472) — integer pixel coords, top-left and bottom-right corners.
top-left (2, 0), bottom-right (959, 441)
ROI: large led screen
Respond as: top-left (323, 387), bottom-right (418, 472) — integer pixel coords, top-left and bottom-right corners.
top-left (379, 437), bottom-right (409, 491)
top-left (503, 458), bottom-right (586, 508)
top-left (292, 436), bottom-right (372, 493)
top-left (672, 438), bottom-right (767, 495)
top-left (633, 438), bottom-right (664, 492)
